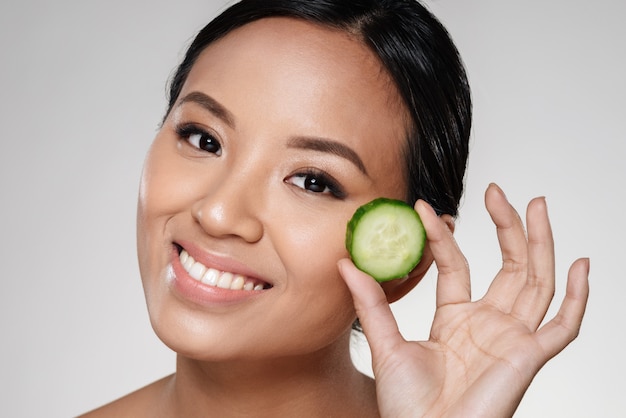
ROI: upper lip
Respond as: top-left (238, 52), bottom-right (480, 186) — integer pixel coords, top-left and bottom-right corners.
top-left (174, 241), bottom-right (273, 287)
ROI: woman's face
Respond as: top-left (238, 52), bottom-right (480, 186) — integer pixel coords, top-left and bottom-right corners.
top-left (137, 17), bottom-right (408, 360)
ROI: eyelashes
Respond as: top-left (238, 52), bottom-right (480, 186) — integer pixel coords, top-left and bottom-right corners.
top-left (175, 123), bottom-right (222, 156)
top-left (173, 122), bottom-right (347, 199)
top-left (285, 169), bottom-right (346, 199)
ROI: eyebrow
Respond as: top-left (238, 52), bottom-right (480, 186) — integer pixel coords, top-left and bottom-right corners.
top-left (177, 91), bottom-right (236, 128)
top-left (287, 136), bottom-right (368, 175)
top-left (177, 92), bottom-right (367, 175)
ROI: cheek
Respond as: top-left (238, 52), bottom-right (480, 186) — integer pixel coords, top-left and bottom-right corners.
top-left (136, 139), bottom-right (199, 277)
top-left (273, 207), bottom-right (356, 327)
top-left (137, 147), bottom-right (170, 267)
top-left (137, 138), bottom-right (208, 239)
top-left (139, 143), bottom-right (187, 219)
top-left (276, 205), bottom-right (351, 276)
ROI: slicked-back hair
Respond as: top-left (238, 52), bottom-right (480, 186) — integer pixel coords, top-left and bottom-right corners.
top-left (165, 0), bottom-right (472, 217)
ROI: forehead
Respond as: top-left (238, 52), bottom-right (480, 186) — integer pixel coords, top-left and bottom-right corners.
top-left (179, 17), bottom-right (409, 193)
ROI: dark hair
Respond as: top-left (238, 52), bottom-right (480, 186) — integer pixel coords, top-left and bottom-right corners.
top-left (165, 0), bottom-right (471, 217)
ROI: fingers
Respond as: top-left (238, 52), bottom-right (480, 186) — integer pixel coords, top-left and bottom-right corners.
top-left (481, 185), bottom-right (558, 331)
top-left (482, 184), bottom-right (529, 311)
top-left (536, 258), bottom-right (590, 359)
top-left (415, 200), bottom-right (471, 308)
top-left (509, 197), bottom-right (556, 329)
top-left (337, 258), bottom-right (405, 356)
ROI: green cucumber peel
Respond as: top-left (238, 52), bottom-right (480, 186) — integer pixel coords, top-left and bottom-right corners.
top-left (345, 197), bottom-right (426, 282)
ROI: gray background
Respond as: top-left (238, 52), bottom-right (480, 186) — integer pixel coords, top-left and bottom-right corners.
top-left (0, 1), bottom-right (623, 416)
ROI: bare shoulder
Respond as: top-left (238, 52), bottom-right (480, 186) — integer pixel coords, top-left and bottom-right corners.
top-left (77, 375), bottom-right (173, 418)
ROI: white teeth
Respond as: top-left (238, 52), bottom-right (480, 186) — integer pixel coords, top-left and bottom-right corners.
top-left (217, 272), bottom-right (233, 289)
top-left (188, 262), bottom-right (207, 280)
top-left (183, 255), bottom-right (195, 272)
top-left (231, 275), bottom-right (245, 290)
top-left (201, 268), bottom-right (220, 286)
top-left (178, 249), bottom-right (266, 291)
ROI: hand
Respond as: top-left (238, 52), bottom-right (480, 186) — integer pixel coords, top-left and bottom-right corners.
top-left (338, 184), bottom-right (589, 418)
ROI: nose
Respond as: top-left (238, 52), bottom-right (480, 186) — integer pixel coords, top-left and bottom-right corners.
top-left (191, 171), bottom-right (264, 243)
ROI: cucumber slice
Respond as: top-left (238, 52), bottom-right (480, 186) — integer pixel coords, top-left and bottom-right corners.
top-left (346, 198), bottom-right (425, 282)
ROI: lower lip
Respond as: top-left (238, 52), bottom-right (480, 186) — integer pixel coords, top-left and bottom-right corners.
top-left (169, 247), bottom-right (266, 307)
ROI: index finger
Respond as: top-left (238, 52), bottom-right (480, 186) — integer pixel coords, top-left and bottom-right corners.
top-left (415, 200), bottom-right (471, 308)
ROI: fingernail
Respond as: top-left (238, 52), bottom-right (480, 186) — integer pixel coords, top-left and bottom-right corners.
top-left (489, 183), bottom-right (508, 201)
top-left (421, 200), bottom-right (438, 217)
top-left (538, 196), bottom-right (548, 210)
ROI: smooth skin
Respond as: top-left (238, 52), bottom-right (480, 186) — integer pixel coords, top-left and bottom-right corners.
top-left (85, 18), bottom-right (406, 418)
top-left (81, 18), bottom-right (589, 418)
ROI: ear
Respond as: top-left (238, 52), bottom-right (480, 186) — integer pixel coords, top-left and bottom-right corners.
top-left (380, 214), bottom-right (455, 303)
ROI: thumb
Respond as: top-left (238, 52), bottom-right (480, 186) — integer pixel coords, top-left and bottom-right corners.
top-left (338, 258), bottom-right (405, 356)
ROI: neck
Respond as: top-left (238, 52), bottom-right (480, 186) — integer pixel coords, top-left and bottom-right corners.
top-left (163, 332), bottom-right (378, 418)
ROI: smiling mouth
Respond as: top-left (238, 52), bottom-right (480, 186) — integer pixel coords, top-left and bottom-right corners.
top-left (177, 247), bottom-right (271, 291)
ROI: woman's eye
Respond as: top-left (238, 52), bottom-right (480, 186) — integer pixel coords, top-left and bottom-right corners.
top-left (188, 132), bottom-right (222, 155)
top-left (287, 171), bottom-right (346, 199)
top-left (176, 124), bottom-right (222, 156)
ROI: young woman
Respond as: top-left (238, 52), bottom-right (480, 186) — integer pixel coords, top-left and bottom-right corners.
top-left (81, 1), bottom-right (589, 416)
